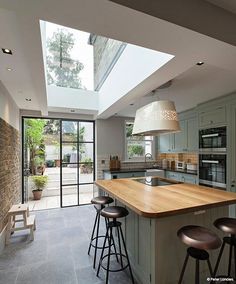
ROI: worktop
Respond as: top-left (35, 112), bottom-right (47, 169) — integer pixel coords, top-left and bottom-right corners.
top-left (103, 167), bottom-right (198, 175)
top-left (95, 178), bottom-right (236, 218)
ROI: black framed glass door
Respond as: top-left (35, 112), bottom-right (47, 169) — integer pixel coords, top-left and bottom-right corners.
top-left (60, 120), bottom-right (95, 207)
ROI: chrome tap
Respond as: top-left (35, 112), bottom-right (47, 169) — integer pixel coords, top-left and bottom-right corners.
top-left (145, 153), bottom-right (153, 163)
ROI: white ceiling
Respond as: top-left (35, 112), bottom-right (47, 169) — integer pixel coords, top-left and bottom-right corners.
top-left (0, 0), bottom-right (235, 118)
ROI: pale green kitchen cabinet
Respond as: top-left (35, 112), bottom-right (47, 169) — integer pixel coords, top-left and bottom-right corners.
top-left (199, 105), bottom-right (226, 128)
top-left (158, 133), bottom-right (174, 153)
top-left (187, 117), bottom-right (198, 151)
top-left (173, 120), bottom-right (187, 152)
top-left (173, 115), bottom-right (198, 152)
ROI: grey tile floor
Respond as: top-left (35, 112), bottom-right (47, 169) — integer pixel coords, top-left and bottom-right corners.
top-left (0, 205), bottom-right (134, 284)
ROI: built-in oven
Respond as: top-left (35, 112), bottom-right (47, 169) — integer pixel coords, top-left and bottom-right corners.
top-left (199, 126), bottom-right (226, 152)
top-left (199, 154), bottom-right (226, 189)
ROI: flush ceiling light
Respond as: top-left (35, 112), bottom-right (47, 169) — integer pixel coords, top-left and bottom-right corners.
top-left (197, 61), bottom-right (204, 66)
top-left (6, 67), bottom-right (13, 71)
top-left (2, 48), bottom-right (12, 54)
top-left (132, 100), bottom-right (180, 136)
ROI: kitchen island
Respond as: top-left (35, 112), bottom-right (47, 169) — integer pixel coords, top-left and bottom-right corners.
top-left (95, 177), bottom-right (236, 284)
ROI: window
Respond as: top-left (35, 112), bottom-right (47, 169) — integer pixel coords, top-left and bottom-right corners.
top-left (125, 121), bottom-right (154, 160)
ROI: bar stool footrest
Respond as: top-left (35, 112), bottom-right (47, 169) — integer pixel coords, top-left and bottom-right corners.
top-left (90, 235), bottom-right (111, 250)
top-left (100, 252), bottom-right (129, 272)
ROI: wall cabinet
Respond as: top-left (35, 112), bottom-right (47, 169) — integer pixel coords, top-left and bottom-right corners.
top-left (165, 171), bottom-right (198, 184)
top-left (158, 115), bottom-right (197, 153)
top-left (174, 120), bottom-right (187, 152)
top-left (158, 133), bottom-right (174, 153)
top-left (199, 106), bottom-right (226, 128)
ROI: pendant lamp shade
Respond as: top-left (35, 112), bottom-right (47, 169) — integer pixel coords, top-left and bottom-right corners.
top-left (132, 100), bottom-right (180, 136)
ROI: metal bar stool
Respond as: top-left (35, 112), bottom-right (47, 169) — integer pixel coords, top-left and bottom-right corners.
top-left (88, 196), bottom-right (114, 269)
top-left (214, 217), bottom-right (236, 279)
top-left (177, 225), bottom-right (221, 284)
top-left (97, 206), bottom-right (135, 284)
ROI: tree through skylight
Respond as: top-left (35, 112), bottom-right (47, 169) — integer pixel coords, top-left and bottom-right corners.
top-left (46, 23), bottom-right (94, 90)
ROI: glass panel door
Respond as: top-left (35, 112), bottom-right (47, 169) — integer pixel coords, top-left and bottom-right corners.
top-left (60, 120), bottom-right (95, 207)
top-left (23, 119), bottom-right (30, 203)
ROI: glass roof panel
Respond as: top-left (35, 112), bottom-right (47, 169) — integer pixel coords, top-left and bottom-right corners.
top-left (46, 22), bottom-right (94, 91)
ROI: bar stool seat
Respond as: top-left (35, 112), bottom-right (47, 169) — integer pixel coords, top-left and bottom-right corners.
top-left (97, 206), bottom-right (134, 284)
top-left (214, 217), bottom-right (236, 235)
top-left (88, 196), bottom-right (114, 269)
top-left (91, 196), bottom-right (114, 206)
top-left (213, 217), bottom-right (236, 279)
top-left (178, 225), bottom-right (221, 250)
top-left (177, 225), bottom-right (221, 284)
top-left (100, 206), bottom-right (129, 219)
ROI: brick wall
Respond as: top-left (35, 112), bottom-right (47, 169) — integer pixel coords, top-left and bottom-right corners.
top-left (90, 35), bottom-right (124, 90)
top-left (0, 118), bottom-right (21, 232)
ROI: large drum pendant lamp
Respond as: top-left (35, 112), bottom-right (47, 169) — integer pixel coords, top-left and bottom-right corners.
top-left (132, 100), bottom-right (180, 136)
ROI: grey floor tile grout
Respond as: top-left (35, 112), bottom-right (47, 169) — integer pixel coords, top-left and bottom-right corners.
top-left (0, 205), bottom-right (134, 284)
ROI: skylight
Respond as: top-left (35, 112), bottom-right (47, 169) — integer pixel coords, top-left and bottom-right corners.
top-left (42, 21), bottom-right (175, 115)
top-left (46, 22), bottom-right (94, 91)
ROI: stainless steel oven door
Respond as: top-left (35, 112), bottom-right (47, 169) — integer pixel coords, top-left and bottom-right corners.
top-left (199, 154), bottom-right (226, 189)
top-left (199, 126), bottom-right (226, 152)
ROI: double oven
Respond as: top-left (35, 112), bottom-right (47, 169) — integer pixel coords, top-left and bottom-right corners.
top-left (199, 126), bottom-right (227, 189)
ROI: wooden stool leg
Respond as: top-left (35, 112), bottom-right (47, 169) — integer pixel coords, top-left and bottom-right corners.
top-left (30, 226), bottom-right (34, 241)
top-left (5, 216), bottom-right (12, 245)
top-left (33, 219), bottom-right (36, 231)
top-left (12, 215), bottom-right (16, 229)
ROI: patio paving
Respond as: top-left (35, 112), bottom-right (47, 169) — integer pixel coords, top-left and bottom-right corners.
top-left (26, 167), bottom-right (95, 211)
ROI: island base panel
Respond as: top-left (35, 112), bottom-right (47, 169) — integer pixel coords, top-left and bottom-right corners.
top-left (104, 193), bottom-right (229, 284)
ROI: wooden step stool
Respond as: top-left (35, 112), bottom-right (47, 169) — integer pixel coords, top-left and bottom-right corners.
top-left (5, 204), bottom-right (36, 245)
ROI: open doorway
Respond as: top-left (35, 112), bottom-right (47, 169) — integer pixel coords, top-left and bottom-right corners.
top-left (22, 117), bottom-right (95, 211)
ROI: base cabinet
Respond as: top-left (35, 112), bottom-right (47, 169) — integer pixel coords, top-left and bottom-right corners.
top-left (104, 171), bottom-right (145, 179)
top-left (101, 190), bottom-right (228, 284)
top-left (165, 171), bottom-right (198, 184)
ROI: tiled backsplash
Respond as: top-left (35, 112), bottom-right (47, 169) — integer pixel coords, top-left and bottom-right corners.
top-left (157, 153), bottom-right (198, 164)
top-left (96, 155), bottom-right (155, 179)
top-left (96, 153), bottom-right (198, 180)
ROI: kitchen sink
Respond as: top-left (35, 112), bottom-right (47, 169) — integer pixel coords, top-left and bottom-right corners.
top-left (145, 169), bottom-right (165, 177)
top-left (135, 177), bottom-right (181, 186)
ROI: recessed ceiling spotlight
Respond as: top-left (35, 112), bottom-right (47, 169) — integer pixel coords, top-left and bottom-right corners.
top-left (25, 98), bottom-right (31, 102)
top-left (196, 61), bottom-right (204, 66)
top-left (2, 48), bottom-right (12, 55)
top-left (6, 67), bottom-right (13, 71)
top-left (70, 109), bottom-right (75, 113)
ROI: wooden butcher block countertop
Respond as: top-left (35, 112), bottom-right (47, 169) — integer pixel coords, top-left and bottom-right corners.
top-left (95, 178), bottom-right (236, 218)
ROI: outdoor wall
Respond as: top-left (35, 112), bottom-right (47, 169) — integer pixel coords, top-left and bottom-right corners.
top-left (90, 35), bottom-right (124, 91)
top-left (0, 82), bottom-right (20, 252)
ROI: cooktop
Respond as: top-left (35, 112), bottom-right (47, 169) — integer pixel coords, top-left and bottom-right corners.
top-left (134, 177), bottom-right (181, 187)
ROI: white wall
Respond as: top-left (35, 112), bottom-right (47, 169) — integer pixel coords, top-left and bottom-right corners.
top-left (0, 82), bottom-right (19, 130)
top-left (47, 85), bottom-right (99, 112)
top-left (96, 116), bottom-right (127, 159)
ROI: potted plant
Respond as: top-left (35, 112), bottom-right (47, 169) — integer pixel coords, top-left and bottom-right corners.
top-left (32, 175), bottom-right (48, 200)
top-left (80, 158), bottom-right (93, 174)
top-left (34, 156), bottom-right (45, 175)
